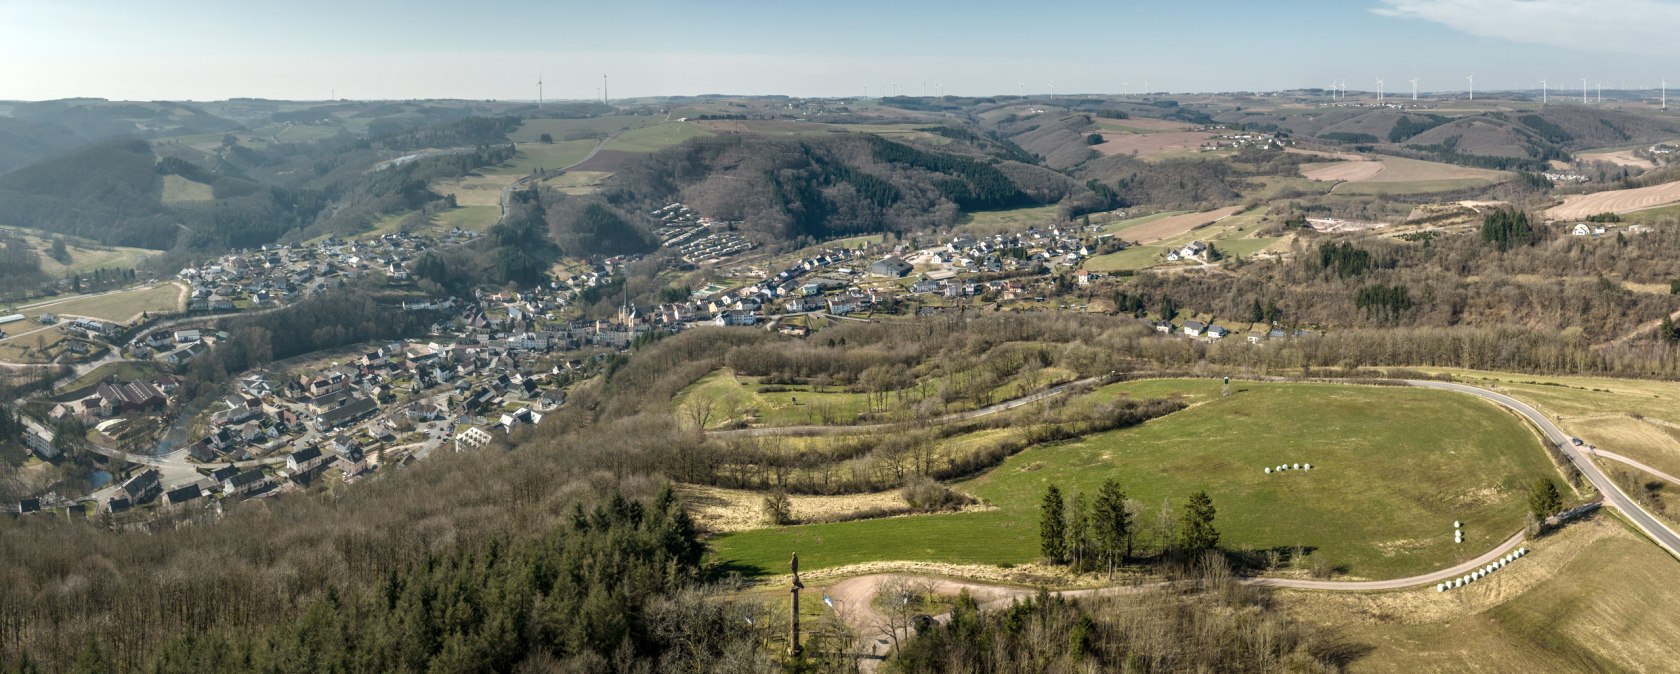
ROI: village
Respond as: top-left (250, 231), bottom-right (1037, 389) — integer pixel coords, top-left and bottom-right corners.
top-left (14, 202), bottom-right (1312, 519)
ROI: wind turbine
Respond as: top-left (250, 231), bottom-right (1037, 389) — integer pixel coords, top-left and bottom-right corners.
top-left (1466, 74), bottom-right (1474, 101)
top-left (1018, 82), bottom-right (1024, 97)
top-left (1410, 77), bottom-right (1419, 101)
top-left (537, 75), bottom-right (543, 108)
top-left (1597, 82), bottom-right (1602, 103)
top-left (1048, 80), bottom-right (1055, 97)
top-left (1376, 78), bottom-right (1385, 103)
top-left (1583, 77), bottom-right (1589, 103)
top-left (601, 74), bottom-right (608, 104)
top-left (938, 82), bottom-right (944, 97)
top-left (1540, 78), bottom-right (1547, 105)
top-left (1663, 78), bottom-right (1668, 110)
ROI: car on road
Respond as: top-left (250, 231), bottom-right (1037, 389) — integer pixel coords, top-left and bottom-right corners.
top-left (1570, 437), bottom-right (1583, 446)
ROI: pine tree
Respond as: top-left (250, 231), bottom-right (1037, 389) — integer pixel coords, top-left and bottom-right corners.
top-left (1528, 477), bottom-right (1564, 520)
top-left (1662, 314), bottom-right (1679, 344)
top-left (1178, 491), bottom-right (1219, 554)
top-left (1040, 485), bottom-right (1067, 564)
top-left (1091, 479), bottom-right (1133, 576)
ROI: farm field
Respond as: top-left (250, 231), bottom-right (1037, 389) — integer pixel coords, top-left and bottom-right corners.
top-left (601, 122), bottom-right (712, 153)
top-left (1287, 516), bottom-right (1680, 673)
top-left (1420, 368), bottom-right (1680, 426)
top-left (1091, 131), bottom-right (1215, 159)
top-left (1115, 205), bottom-right (1243, 243)
top-left (955, 205), bottom-right (1059, 235)
top-left (1576, 148), bottom-right (1657, 169)
top-left (486, 140), bottom-right (597, 176)
top-left (1330, 156), bottom-right (1507, 195)
top-left (712, 380), bottom-right (1558, 579)
top-left (1300, 159), bottom-right (1385, 182)
top-left (1545, 180), bottom-right (1680, 220)
top-left (1618, 202), bottom-right (1680, 223)
top-left (509, 116), bottom-right (658, 143)
top-left (37, 283), bottom-right (184, 324)
top-left (434, 205), bottom-right (499, 231)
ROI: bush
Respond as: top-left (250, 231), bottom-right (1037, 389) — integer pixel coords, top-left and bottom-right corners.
top-left (762, 489), bottom-right (793, 525)
top-left (901, 478), bottom-right (975, 512)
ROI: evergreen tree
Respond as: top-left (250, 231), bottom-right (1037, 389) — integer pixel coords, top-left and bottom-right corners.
top-left (1067, 491), bottom-right (1089, 570)
top-left (1178, 491), bottom-right (1219, 554)
top-left (1528, 477), bottom-right (1564, 520)
top-left (1040, 485), bottom-right (1067, 564)
top-left (1662, 314), bottom-right (1679, 344)
top-left (1091, 479), bottom-right (1132, 576)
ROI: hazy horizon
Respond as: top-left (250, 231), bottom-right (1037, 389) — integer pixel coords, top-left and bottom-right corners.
top-left (3, 0), bottom-right (1679, 101)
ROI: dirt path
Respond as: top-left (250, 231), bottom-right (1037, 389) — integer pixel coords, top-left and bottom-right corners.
top-left (1592, 448), bottom-right (1680, 486)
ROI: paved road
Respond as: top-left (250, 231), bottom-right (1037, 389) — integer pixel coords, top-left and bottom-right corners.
top-left (1591, 448), bottom-right (1680, 488)
top-left (1408, 379), bottom-right (1680, 558)
top-left (706, 376), bottom-right (1105, 439)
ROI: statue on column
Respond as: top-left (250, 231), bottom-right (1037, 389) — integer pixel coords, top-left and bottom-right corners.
top-left (788, 552), bottom-right (804, 657)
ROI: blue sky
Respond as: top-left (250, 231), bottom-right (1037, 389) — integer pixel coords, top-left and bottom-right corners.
top-left (1, 0), bottom-right (1677, 100)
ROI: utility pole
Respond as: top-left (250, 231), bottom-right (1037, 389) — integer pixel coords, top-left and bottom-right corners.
top-left (788, 552), bottom-right (804, 657)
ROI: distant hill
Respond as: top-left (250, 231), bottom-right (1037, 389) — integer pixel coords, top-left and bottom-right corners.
top-left (554, 131), bottom-right (1093, 252)
top-left (0, 138), bottom-right (177, 248)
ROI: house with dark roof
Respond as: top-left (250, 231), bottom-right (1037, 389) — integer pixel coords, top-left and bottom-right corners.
top-left (221, 469), bottom-right (268, 497)
top-left (312, 397), bottom-right (378, 432)
top-left (868, 256), bottom-right (914, 278)
top-left (165, 485), bottom-right (203, 509)
top-left (120, 469), bottom-right (162, 504)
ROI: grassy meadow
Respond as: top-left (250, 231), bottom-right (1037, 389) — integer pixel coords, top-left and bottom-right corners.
top-left (711, 380), bottom-right (1559, 580)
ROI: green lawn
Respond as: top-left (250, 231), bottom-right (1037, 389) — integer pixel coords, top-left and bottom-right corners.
top-left (1619, 202), bottom-right (1680, 223)
top-left (602, 122), bottom-right (713, 152)
top-left (957, 205), bottom-right (1060, 235)
top-left (1084, 244), bottom-right (1166, 271)
top-left (711, 380), bottom-right (1558, 579)
top-left (674, 369), bottom-right (876, 428)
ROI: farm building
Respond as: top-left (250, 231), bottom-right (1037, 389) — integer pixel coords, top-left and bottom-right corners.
top-left (0, 314), bottom-right (23, 326)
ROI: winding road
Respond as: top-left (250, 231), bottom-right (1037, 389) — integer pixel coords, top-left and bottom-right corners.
top-left (1407, 379), bottom-right (1680, 558)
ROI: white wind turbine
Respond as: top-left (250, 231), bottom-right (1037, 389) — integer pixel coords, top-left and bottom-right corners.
top-left (1540, 78), bottom-right (1547, 105)
top-left (1376, 78), bottom-right (1385, 103)
top-left (1663, 78), bottom-right (1668, 110)
top-left (1583, 77), bottom-right (1589, 103)
top-left (1410, 77), bottom-right (1419, 101)
top-left (1466, 74), bottom-right (1474, 101)
top-left (1049, 80), bottom-right (1055, 97)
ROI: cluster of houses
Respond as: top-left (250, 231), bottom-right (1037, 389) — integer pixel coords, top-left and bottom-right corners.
top-left (1150, 318), bottom-right (1316, 344)
top-left (1571, 222), bottom-right (1654, 237)
top-left (1199, 131), bottom-right (1291, 152)
top-left (649, 202), bottom-right (755, 264)
top-left (173, 229), bottom-right (480, 311)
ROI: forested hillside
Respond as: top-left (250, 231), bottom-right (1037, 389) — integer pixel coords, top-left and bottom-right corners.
top-left (558, 132), bottom-right (1093, 252)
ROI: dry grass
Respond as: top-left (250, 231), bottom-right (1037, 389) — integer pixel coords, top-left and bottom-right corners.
top-left (1118, 205), bottom-right (1244, 243)
top-left (1282, 516), bottom-right (1680, 672)
top-left (1576, 149), bottom-right (1656, 170)
top-left (1302, 160), bottom-right (1385, 182)
top-left (43, 283), bottom-right (184, 323)
top-left (1545, 180), bottom-right (1680, 220)
top-left (1572, 414), bottom-right (1680, 481)
top-left (1092, 131), bottom-right (1215, 159)
top-left (680, 484), bottom-right (989, 534)
top-left (1421, 368), bottom-right (1680, 426)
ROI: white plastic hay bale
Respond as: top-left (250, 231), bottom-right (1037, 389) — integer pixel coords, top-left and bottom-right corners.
top-left (1436, 584), bottom-right (1445, 592)
top-left (1292, 463), bottom-right (1300, 470)
top-left (1265, 467), bottom-right (1272, 474)
top-left (1454, 520), bottom-right (1462, 529)
top-left (1304, 463), bottom-right (1312, 470)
